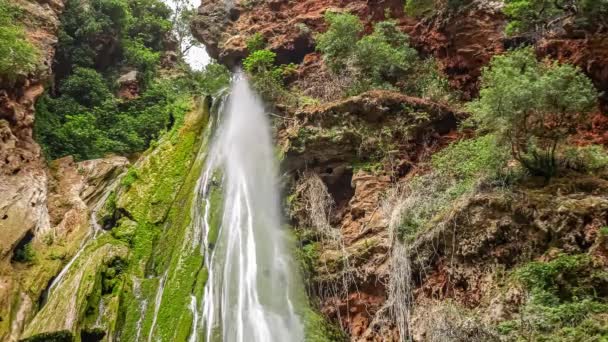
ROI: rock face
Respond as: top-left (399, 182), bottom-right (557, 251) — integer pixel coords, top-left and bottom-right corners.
top-left (0, 0), bottom-right (64, 253)
top-left (285, 92), bottom-right (460, 340)
top-left (0, 156), bottom-right (128, 341)
top-left (0, 2), bottom-right (68, 338)
top-left (190, 1), bottom-right (608, 339)
top-left (193, 0), bottom-right (608, 102)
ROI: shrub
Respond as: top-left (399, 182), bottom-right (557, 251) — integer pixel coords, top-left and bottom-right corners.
top-left (316, 12), bottom-right (363, 72)
top-left (504, 0), bottom-right (608, 36)
top-left (0, 0), bottom-right (39, 82)
top-left (352, 20), bottom-right (417, 91)
top-left (503, 253), bottom-right (608, 339)
top-left (467, 47), bottom-right (598, 179)
top-left (397, 135), bottom-right (510, 239)
top-left (562, 145), bottom-right (608, 172)
top-left (243, 49), bottom-right (294, 102)
top-left (317, 13), bottom-right (421, 96)
top-left (123, 38), bottom-right (161, 86)
top-left (192, 63), bottom-right (231, 95)
top-left (246, 32), bottom-right (266, 53)
top-left (12, 242), bottom-right (36, 263)
top-left (432, 134), bottom-right (510, 184)
top-left (404, 0), bottom-right (474, 18)
top-left (59, 68), bottom-right (112, 107)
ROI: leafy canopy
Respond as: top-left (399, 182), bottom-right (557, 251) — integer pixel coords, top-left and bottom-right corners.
top-left (0, 0), bottom-right (39, 82)
top-left (504, 0), bottom-right (608, 36)
top-left (467, 47), bottom-right (598, 178)
top-left (316, 13), bottom-right (419, 94)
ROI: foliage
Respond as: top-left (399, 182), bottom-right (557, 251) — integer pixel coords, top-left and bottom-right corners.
top-left (246, 32), bottom-right (266, 53)
top-left (562, 144), bottom-right (608, 172)
top-left (432, 134), bottom-right (510, 184)
top-left (317, 13), bottom-right (433, 96)
top-left (500, 254), bottom-right (608, 340)
top-left (407, 58), bottom-right (458, 104)
top-left (59, 68), bottom-right (112, 107)
top-left (35, 77), bottom-right (193, 160)
top-left (12, 242), bottom-right (36, 263)
top-left (169, 0), bottom-right (200, 56)
top-left (316, 12), bottom-right (363, 72)
top-left (243, 49), bottom-right (295, 103)
top-left (189, 63), bottom-right (231, 95)
top-left (467, 47), bottom-right (598, 179)
top-left (34, 0), bottom-right (216, 161)
top-left (404, 0), bottom-right (474, 18)
top-left (0, 0), bottom-right (39, 82)
top-left (504, 0), bottom-right (608, 36)
top-left (123, 39), bottom-right (161, 85)
top-left (350, 21), bottom-right (418, 93)
top-left (121, 167), bottom-right (139, 188)
top-left (398, 135), bottom-right (511, 239)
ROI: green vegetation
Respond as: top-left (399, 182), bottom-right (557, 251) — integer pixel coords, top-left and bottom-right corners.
top-left (398, 134), bottom-right (511, 239)
top-left (33, 0), bottom-right (214, 161)
top-left (498, 254), bottom-right (608, 340)
top-left (504, 0), bottom-right (608, 36)
top-left (12, 242), bottom-right (36, 263)
top-left (468, 47), bottom-right (598, 179)
top-left (316, 12), bottom-right (454, 100)
top-left (243, 49), bottom-right (296, 102)
top-left (404, 0), bottom-right (472, 17)
top-left (316, 12), bottom-right (363, 72)
top-left (0, 0), bottom-right (39, 82)
top-left (246, 32), bottom-right (266, 53)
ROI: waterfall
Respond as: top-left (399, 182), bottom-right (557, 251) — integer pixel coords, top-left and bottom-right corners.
top-left (190, 76), bottom-right (304, 342)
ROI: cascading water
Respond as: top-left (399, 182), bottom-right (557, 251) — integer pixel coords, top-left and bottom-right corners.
top-left (190, 76), bottom-right (305, 342)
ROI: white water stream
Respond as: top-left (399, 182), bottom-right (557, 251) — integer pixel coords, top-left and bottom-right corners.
top-left (189, 76), bottom-right (305, 342)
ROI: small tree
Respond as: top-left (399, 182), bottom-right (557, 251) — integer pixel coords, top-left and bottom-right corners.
top-left (468, 48), bottom-right (598, 179)
top-left (0, 0), bottom-right (39, 82)
top-left (315, 12), bottom-right (362, 72)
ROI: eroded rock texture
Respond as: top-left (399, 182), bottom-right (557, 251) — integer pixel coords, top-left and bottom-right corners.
top-left (190, 1), bottom-right (608, 340)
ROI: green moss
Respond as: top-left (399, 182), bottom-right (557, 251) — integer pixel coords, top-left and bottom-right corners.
top-left (19, 330), bottom-right (74, 342)
top-left (120, 167), bottom-right (139, 188)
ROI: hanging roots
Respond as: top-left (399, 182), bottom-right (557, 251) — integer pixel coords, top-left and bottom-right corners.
top-left (382, 185), bottom-right (414, 342)
top-left (297, 172), bottom-right (357, 332)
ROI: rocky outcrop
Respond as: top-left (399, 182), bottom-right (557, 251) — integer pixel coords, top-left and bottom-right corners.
top-left (285, 91), bottom-right (460, 339)
top-left (192, 0), bottom-right (409, 67)
top-left (0, 0), bottom-right (65, 322)
top-left (407, 175), bottom-right (608, 340)
top-left (0, 0), bottom-right (64, 175)
top-left (0, 156), bottom-right (128, 341)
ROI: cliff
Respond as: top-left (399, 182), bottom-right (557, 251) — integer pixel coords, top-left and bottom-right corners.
top-left (192, 0), bottom-right (608, 340)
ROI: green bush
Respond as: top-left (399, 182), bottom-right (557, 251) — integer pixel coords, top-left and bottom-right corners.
top-left (246, 32), bottom-right (266, 53)
top-left (562, 144), bottom-right (608, 172)
top-left (397, 135), bottom-right (511, 240)
top-left (351, 21), bottom-right (417, 92)
top-left (504, 0), bottom-right (608, 36)
top-left (404, 0), bottom-right (474, 17)
top-left (0, 0), bottom-right (39, 82)
top-left (35, 0), bottom-right (191, 161)
top-left (432, 134), bottom-right (510, 184)
top-left (12, 242), bottom-right (36, 263)
top-left (502, 253), bottom-right (608, 340)
top-left (60, 68), bottom-right (112, 107)
top-left (467, 47), bottom-right (598, 179)
top-left (243, 49), bottom-right (294, 102)
top-left (316, 12), bottom-right (362, 72)
top-left (317, 13), bottom-right (421, 95)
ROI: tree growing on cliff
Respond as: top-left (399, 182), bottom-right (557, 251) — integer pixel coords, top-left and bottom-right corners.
top-left (316, 13), bottom-right (418, 95)
top-left (0, 0), bottom-right (39, 82)
top-left (468, 48), bottom-right (598, 179)
top-left (504, 0), bottom-right (608, 36)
